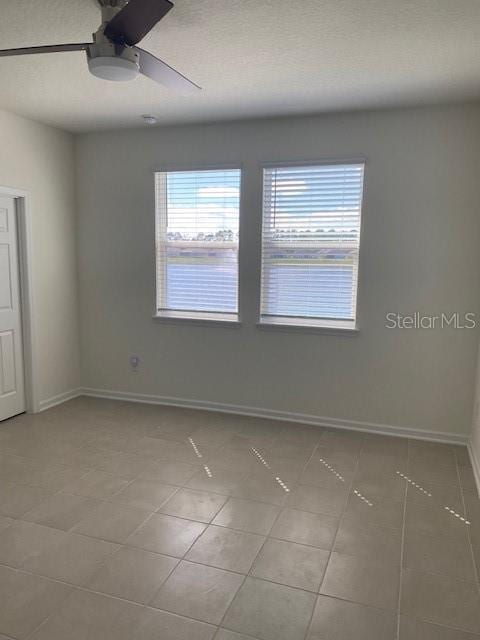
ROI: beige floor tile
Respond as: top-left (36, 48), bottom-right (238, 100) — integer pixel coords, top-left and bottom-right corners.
top-left (223, 433), bottom-right (277, 452)
top-left (270, 508), bottom-right (338, 549)
top-left (0, 454), bottom-right (40, 484)
top-left (455, 446), bottom-right (472, 467)
top-left (160, 488), bottom-right (227, 523)
top-left (151, 560), bottom-right (243, 624)
top-left (0, 520), bottom-right (65, 568)
top-left (288, 484), bottom-right (348, 516)
top-left (24, 532), bottom-right (119, 585)
top-left (128, 436), bottom-right (186, 457)
top-left (403, 530), bottom-right (476, 582)
top-left (473, 545), bottom-right (480, 576)
top-left (251, 456), bottom-right (305, 483)
top-left (186, 466), bottom-right (248, 495)
top-left (215, 629), bottom-right (256, 640)
top-left (137, 607), bottom-right (217, 640)
top-left (278, 424), bottom-right (324, 443)
top-left (401, 569), bottom-right (480, 633)
top-left (231, 473), bottom-right (291, 506)
top-left (127, 513), bottom-right (206, 556)
top-left (0, 482), bottom-right (52, 518)
top-left (166, 442), bottom-right (222, 465)
top-left (0, 515), bottom-right (13, 534)
top-left (3, 400), bottom-right (480, 640)
top-left (140, 460), bottom-right (199, 484)
top-left (315, 448), bottom-right (360, 470)
top-left (301, 460), bottom-right (355, 490)
top-left (88, 546), bottom-right (178, 603)
top-left (186, 525), bottom-right (265, 573)
top-left (27, 589), bottom-right (149, 640)
top-left (19, 464), bottom-right (90, 493)
top-left (318, 430), bottom-right (365, 456)
top-left (312, 446), bottom-right (358, 479)
top-left (187, 427), bottom-right (235, 448)
top-left (459, 466), bottom-right (478, 494)
top-left (223, 577), bottom-right (316, 640)
top-left (72, 501), bottom-right (151, 542)
top-left (356, 450), bottom-right (407, 474)
top-left (464, 495), bottom-right (480, 547)
top-left (334, 519), bottom-right (402, 566)
top-left (63, 469), bottom-right (131, 499)
top-left (236, 420), bottom-right (281, 439)
top-left (406, 481), bottom-right (463, 511)
top-left (65, 445), bottom-right (125, 473)
top-left (261, 440), bottom-right (316, 462)
top-left (252, 538), bottom-right (329, 591)
top-left (216, 631), bottom-right (260, 640)
top-left (407, 460), bottom-right (459, 487)
top-left (22, 493), bottom-right (102, 531)
top-left (405, 501), bottom-right (470, 543)
top-left (343, 493), bottom-right (404, 529)
top-left (320, 552), bottom-right (400, 611)
top-left (307, 595), bottom-right (397, 640)
top-left (352, 469), bottom-right (407, 501)
top-left (100, 451), bottom-right (159, 478)
top-left (399, 615), bottom-right (480, 639)
top-left (0, 564), bottom-right (72, 639)
top-left (109, 478), bottom-right (178, 511)
top-left (213, 498), bottom-right (280, 535)
top-left (362, 434), bottom-right (408, 458)
top-left (203, 449), bottom-right (258, 473)
top-left (408, 442), bottom-right (458, 469)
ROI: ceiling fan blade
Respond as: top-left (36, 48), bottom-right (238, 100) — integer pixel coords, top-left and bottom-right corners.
top-left (135, 47), bottom-right (201, 94)
top-left (0, 43), bottom-right (90, 58)
top-left (104, 0), bottom-right (173, 46)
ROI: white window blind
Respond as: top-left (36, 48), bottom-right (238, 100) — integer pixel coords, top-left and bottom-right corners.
top-left (260, 163), bottom-right (364, 328)
top-left (155, 169), bottom-right (241, 320)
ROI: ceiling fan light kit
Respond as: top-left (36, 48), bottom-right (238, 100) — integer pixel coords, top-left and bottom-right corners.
top-left (88, 53), bottom-right (139, 81)
top-left (87, 37), bottom-right (140, 82)
top-left (0, 0), bottom-right (200, 93)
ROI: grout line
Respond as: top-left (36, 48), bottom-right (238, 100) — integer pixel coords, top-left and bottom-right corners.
top-left (301, 432), bottom-right (366, 640)
top-left (215, 434), bottom-right (324, 638)
top-left (394, 439), bottom-right (410, 640)
top-left (455, 447), bottom-right (480, 594)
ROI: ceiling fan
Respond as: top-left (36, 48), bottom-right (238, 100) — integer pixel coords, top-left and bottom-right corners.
top-left (0, 0), bottom-right (200, 93)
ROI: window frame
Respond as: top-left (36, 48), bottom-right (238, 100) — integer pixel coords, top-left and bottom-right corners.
top-left (258, 159), bottom-right (365, 332)
top-left (153, 164), bottom-right (243, 325)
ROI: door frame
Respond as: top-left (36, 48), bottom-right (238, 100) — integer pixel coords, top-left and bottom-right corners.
top-left (0, 185), bottom-right (38, 413)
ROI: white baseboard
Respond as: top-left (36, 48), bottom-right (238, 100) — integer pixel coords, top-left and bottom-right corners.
top-left (468, 441), bottom-right (480, 497)
top-left (38, 388), bottom-right (82, 412)
top-left (80, 387), bottom-right (468, 446)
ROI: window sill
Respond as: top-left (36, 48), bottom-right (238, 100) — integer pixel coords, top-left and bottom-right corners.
top-left (153, 310), bottom-right (241, 328)
top-left (257, 318), bottom-right (359, 336)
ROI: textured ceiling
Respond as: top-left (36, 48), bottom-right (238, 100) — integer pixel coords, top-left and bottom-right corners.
top-left (1, 0), bottom-right (480, 132)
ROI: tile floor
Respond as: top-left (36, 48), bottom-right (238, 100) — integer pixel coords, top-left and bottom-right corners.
top-left (0, 397), bottom-right (478, 639)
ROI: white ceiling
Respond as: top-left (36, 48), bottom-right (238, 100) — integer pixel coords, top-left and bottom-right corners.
top-left (1, 0), bottom-right (480, 132)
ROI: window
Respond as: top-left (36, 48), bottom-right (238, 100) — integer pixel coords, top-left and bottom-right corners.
top-left (155, 168), bottom-right (241, 321)
top-left (260, 163), bottom-right (364, 329)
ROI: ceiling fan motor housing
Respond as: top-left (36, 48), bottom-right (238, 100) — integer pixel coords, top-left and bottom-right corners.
top-left (87, 28), bottom-right (139, 81)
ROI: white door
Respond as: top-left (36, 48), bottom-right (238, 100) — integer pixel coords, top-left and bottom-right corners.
top-left (0, 195), bottom-right (25, 421)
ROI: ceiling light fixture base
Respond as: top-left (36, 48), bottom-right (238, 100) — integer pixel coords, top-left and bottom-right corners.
top-left (87, 33), bottom-right (139, 81)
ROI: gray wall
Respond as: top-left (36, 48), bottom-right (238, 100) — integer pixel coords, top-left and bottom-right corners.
top-left (0, 108), bottom-right (80, 407)
top-left (470, 346), bottom-right (480, 481)
top-left (75, 104), bottom-right (480, 437)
